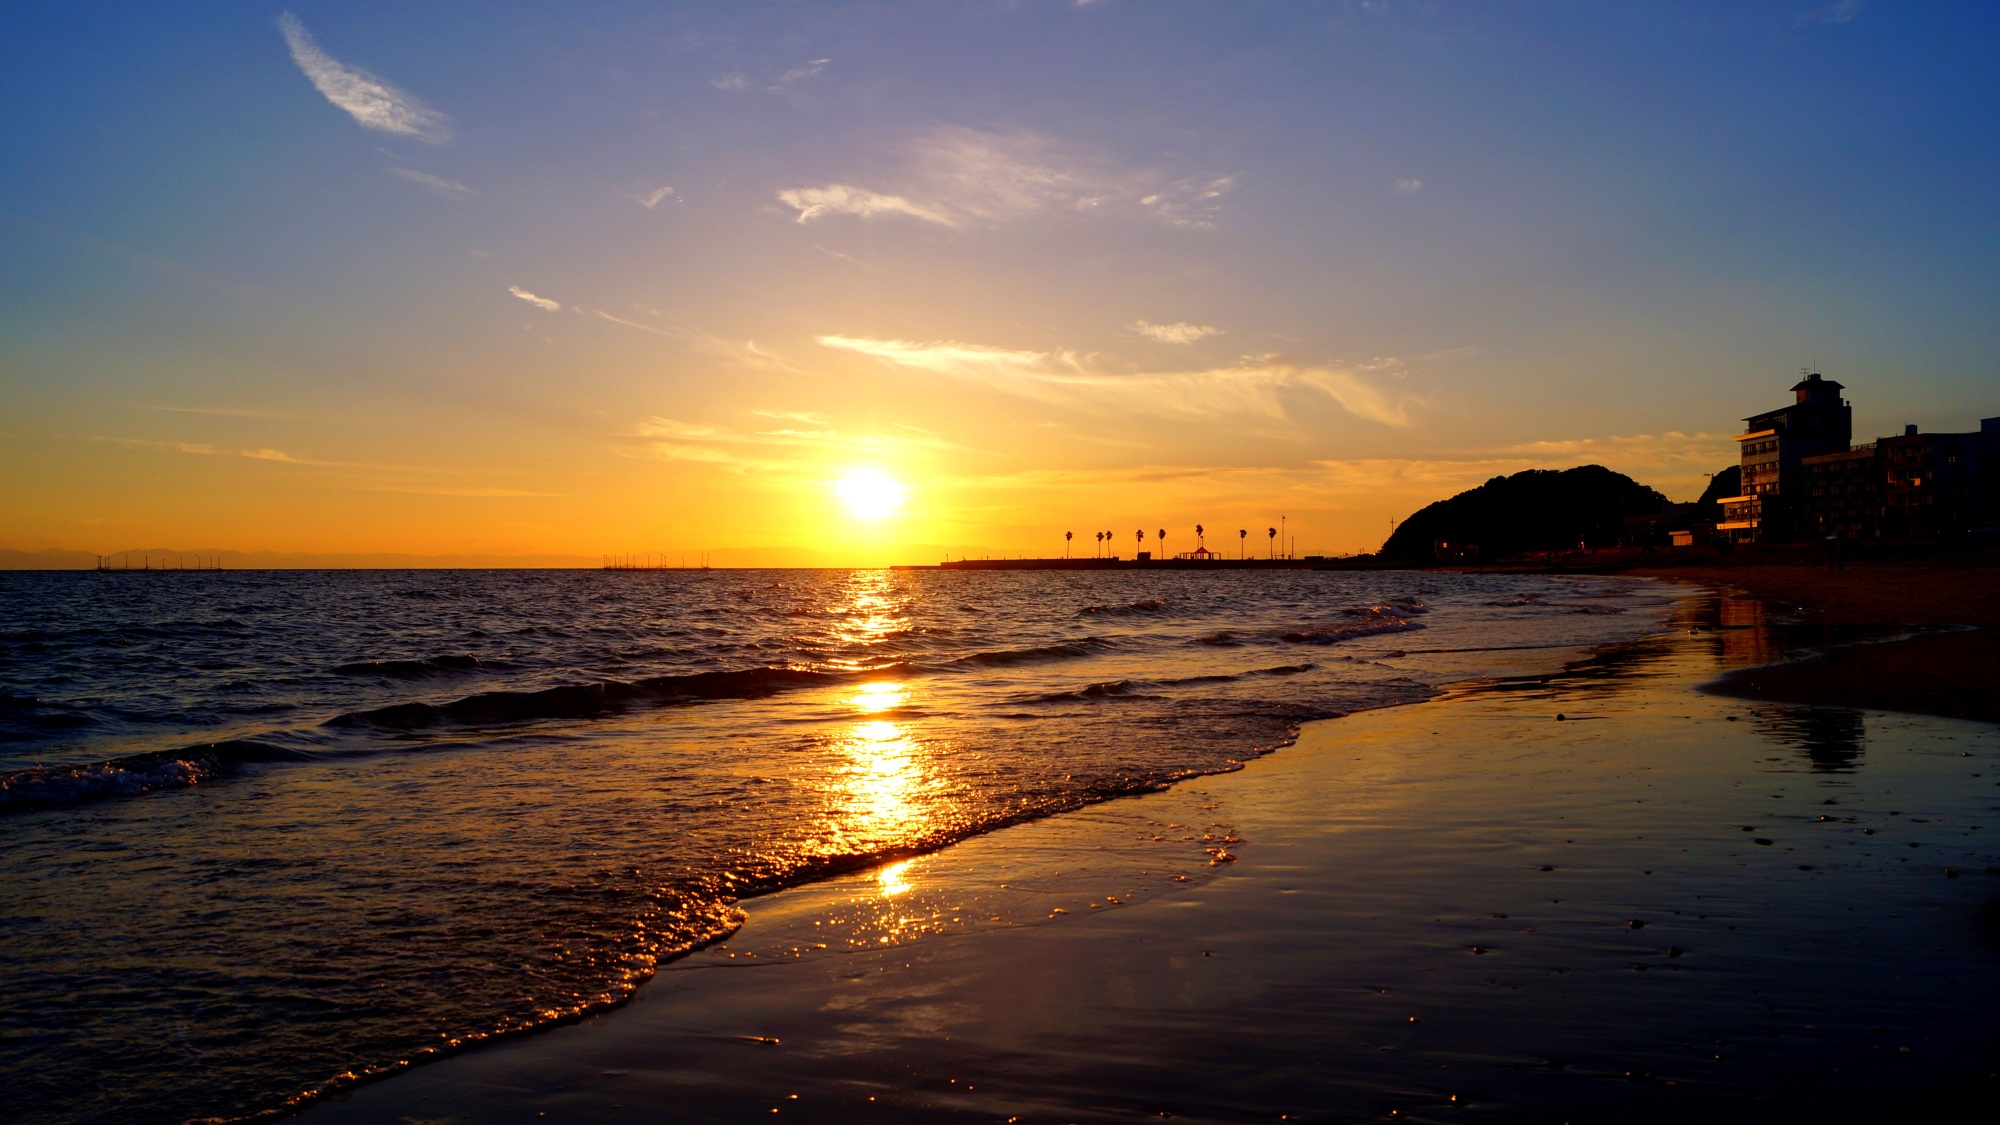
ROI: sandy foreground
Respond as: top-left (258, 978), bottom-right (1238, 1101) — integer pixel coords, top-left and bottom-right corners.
top-left (303, 588), bottom-right (2000, 1124)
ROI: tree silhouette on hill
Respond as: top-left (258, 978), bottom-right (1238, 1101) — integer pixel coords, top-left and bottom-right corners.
top-left (1381, 465), bottom-right (1669, 561)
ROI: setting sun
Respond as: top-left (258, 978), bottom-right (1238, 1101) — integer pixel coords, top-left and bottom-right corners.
top-left (835, 469), bottom-right (907, 520)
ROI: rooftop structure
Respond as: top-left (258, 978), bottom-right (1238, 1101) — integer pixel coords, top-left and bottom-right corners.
top-left (1717, 371), bottom-right (1853, 543)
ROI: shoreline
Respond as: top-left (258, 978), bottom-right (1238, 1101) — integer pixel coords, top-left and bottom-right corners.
top-left (1628, 550), bottom-right (2000, 725)
top-left (299, 584), bottom-right (2000, 1123)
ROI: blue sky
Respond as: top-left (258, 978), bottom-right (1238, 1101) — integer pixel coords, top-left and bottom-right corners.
top-left (3, 1), bottom-right (1996, 562)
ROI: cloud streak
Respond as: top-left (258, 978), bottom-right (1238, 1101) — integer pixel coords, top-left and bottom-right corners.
top-left (1131, 320), bottom-right (1221, 345)
top-left (776, 126), bottom-right (1235, 229)
top-left (509, 286), bottom-right (562, 312)
top-left (777, 185), bottom-right (952, 225)
top-left (278, 13), bottom-right (451, 143)
top-left (386, 168), bottom-right (471, 197)
top-left (626, 414), bottom-right (954, 470)
top-left (130, 404), bottom-right (288, 420)
top-left (1799, 1), bottom-right (1863, 26)
top-left (818, 335), bottom-right (1415, 426)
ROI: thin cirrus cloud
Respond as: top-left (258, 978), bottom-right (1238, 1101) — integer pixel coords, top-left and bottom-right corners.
top-left (1394, 178), bottom-right (1423, 195)
top-left (776, 126), bottom-right (1235, 229)
top-left (776, 185), bottom-right (952, 226)
top-left (130, 404), bottom-right (289, 420)
top-left (386, 168), bottom-right (471, 197)
top-left (637, 186), bottom-right (676, 209)
top-left (508, 286), bottom-right (562, 312)
top-left (771, 59), bottom-right (831, 90)
top-left (626, 415), bottom-right (951, 470)
top-left (1799, 0), bottom-right (1863, 26)
top-left (97, 437), bottom-right (388, 470)
top-left (278, 13), bottom-right (451, 143)
top-left (1131, 320), bottom-right (1221, 345)
top-left (712, 59), bottom-right (831, 93)
top-left (1496, 431), bottom-right (1737, 484)
top-left (817, 335), bottom-right (1414, 426)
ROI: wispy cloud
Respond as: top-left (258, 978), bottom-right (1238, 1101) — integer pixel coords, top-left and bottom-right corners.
top-left (915, 126), bottom-right (1233, 227)
top-left (358, 484), bottom-right (564, 498)
top-left (638, 185), bottom-right (676, 209)
top-left (1799, 0), bottom-right (1863, 26)
top-left (97, 437), bottom-right (379, 469)
top-left (509, 286), bottom-right (562, 312)
top-left (130, 404), bottom-right (288, 420)
top-left (90, 435), bottom-right (557, 495)
top-left (595, 309), bottom-right (671, 335)
top-left (775, 126), bottom-right (1235, 230)
top-left (1131, 320), bottom-right (1221, 345)
top-left (818, 335), bottom-right (1415, 426)
top-left (777, 185), bottom-right (953, 225)
top-left (1496, 431), bottom-right (1737, 490)
top-left (772, 59), bottom-right (831, 90)
top-left (626, 413), bottom-right (954, 469)
top-left (591, 311), bottom-right (803, 372)
top-left (386, 168), bottom-right (471, 197)
top-left (278, 13), bottom-right (451, 142)
top-left (712, 59), bottom-right (831, 94)
top-left (1394, 178), bottom-right (1423, 195)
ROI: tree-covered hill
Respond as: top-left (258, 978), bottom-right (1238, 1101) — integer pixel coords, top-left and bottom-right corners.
top-left (1381, 466), bottom-right (1670, 561)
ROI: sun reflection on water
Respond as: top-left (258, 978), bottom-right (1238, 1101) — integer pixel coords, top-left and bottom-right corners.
top-left (849, 681), bottom-right (909, 713)
top-left (825, 571), bottom-right (907, 654)
top-left (840, 716), bottom-right (927, 847)
top-left (876, 859), bottom-right (914, 898)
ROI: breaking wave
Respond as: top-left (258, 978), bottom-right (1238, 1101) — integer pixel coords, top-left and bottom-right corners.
top-left (944, 638), bottom-right (1115, 668)
top-left (324, 665), bottom-right (850, 731)
top-left (1079, 598), bottom-right (1167, 616)
top-left (0, 740), bottom-right (310, 814)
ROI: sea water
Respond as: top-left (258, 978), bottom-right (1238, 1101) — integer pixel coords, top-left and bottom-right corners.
top-left (0, 568), bottom-right (1670, 1124)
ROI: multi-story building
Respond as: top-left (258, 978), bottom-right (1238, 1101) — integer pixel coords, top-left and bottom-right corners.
top-left (1715, 372), bottom-right (1852, 543)
top-left (1880, 424), bottom-right (1993, 538)
top-left (1798, 420), bottom-right (1999, 540)
top-left (1800, 445), bottom-right (1881, 539)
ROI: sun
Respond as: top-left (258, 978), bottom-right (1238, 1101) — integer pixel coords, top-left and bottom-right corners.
top-left (835, 469), bottom-right (907, 519)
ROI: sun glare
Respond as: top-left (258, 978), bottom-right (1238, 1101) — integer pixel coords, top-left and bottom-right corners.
top-left (835, 469), bottom-right (907, 519)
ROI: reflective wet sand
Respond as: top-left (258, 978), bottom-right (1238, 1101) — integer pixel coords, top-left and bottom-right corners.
top-left (304, 591), bottom-right (2000, 1123)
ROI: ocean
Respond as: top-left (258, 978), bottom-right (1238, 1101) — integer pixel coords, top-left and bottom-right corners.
top-left (0, 568), bottom-right (1673, 1124)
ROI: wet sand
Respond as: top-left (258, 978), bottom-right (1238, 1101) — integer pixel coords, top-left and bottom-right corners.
top-left (303, 592), bottom-right (2000, 1124)
top-left (1632, 549), bottom-right (2000, 725)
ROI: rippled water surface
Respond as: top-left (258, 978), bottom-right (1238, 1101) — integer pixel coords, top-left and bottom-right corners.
top-left (0, 568), bottom-right (1670, 1124)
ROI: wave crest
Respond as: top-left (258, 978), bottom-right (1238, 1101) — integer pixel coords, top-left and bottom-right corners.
top-left (0, 741), bottom-right (308, 814)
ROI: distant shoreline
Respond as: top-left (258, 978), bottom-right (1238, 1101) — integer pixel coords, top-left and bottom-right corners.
top-left (1627, 547), bottom-right (2000, 726)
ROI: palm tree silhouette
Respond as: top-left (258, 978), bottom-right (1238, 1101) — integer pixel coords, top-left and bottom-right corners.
top-left (1196, 524), bottom-right (1205, 549)
top-left (1238, 528), bottom-right (1247, 558)
top-left (1157, 528), bottom-right (1167, 559)
top-left (1135, 529), bottom-right (1144, 557)
top-left (1065, 530), bottom-right (1073, 558)
top-left (1267, 526), bottom-right (1277, 559)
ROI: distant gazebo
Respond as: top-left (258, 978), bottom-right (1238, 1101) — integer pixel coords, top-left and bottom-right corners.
top-left (1177, 546), bottom-right (1217, 561)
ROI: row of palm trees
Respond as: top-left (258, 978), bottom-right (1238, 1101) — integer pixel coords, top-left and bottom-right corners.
top-left (1063, 523), bottom-right (1283, 559)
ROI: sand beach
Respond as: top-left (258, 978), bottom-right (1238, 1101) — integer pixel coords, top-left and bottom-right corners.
top-left (299, 581), bottom-right (2000, 1124)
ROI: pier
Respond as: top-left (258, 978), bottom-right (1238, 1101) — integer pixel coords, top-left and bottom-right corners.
top-left (603, 553), bottom-right (710, 570)
top-left (95, 554), bottom-right (223, 572)
top-left (893, 556), bottom-right (1384, 572)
